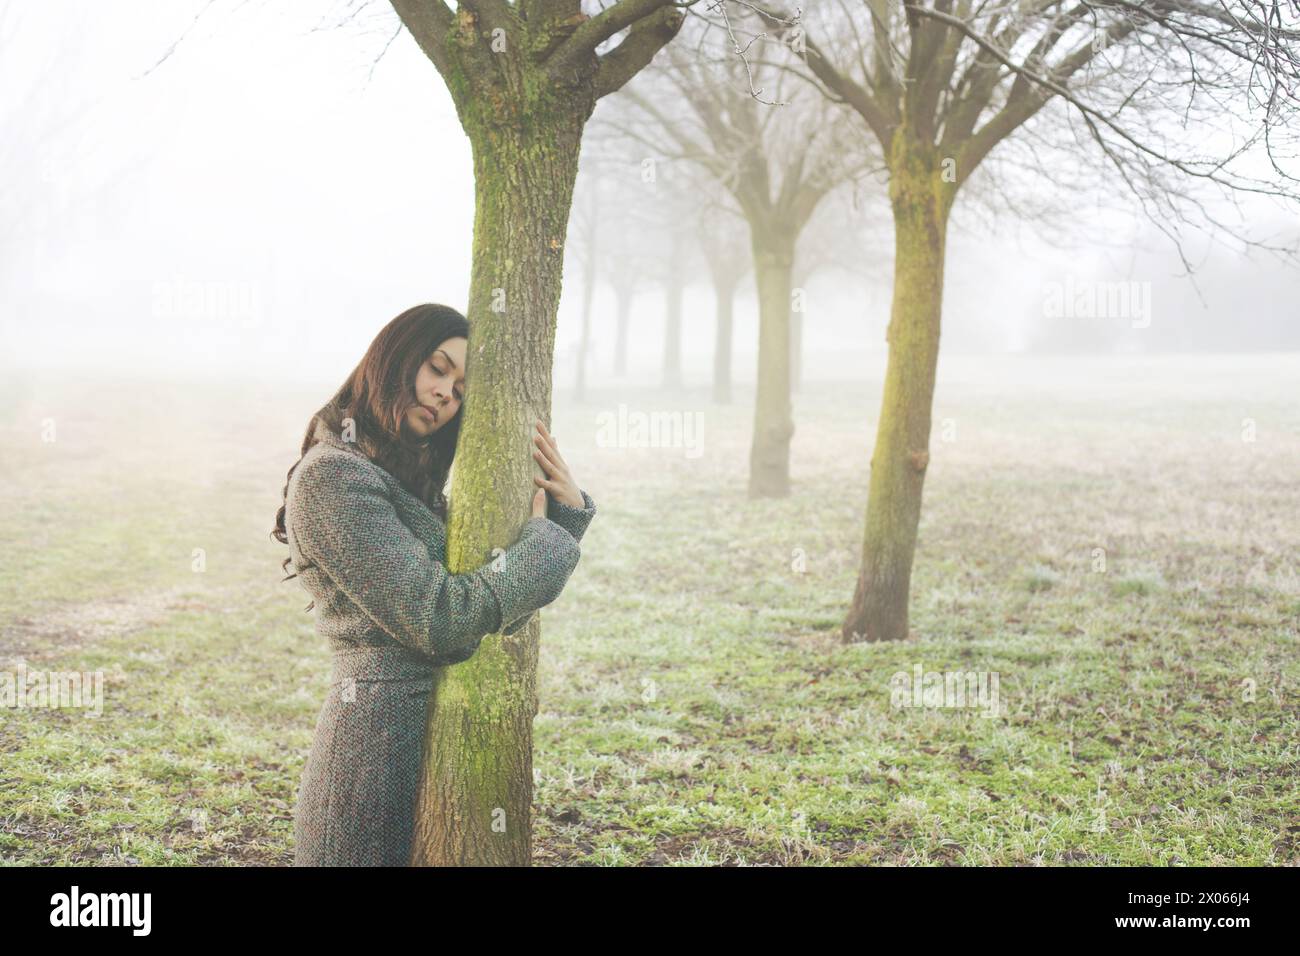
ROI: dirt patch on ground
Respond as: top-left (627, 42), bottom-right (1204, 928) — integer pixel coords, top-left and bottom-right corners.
top-left (0, 587), bottom-right (205, 663)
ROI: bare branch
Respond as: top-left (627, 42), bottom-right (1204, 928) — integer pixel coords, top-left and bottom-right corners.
top-left (388, 0), bottom-right (458, 79)
top-left (548, 0), bottom-right (682, 76)
top-left (593, 4), bottom-right (688, 97)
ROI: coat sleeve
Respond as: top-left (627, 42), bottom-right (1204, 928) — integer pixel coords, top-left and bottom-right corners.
top-left (289, 450), bottom-right (582, 665)
top-left (496, 489), bottom-right (596, 634)
top-left (545, 488), bottom-right (596, 546)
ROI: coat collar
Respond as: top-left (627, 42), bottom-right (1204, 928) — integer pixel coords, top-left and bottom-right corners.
top-left (311, 416), bottom-right (365, 456)
top-left (311, 414), bottom-right (432, 454)
top-left (309, 415), bottom-right (445, 516)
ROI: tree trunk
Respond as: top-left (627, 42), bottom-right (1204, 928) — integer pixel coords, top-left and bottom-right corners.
top-left (748, 230), bottom-right (796, 497)
top-left (791, 311), bottom-right (803, 395)
top-left (842, 133), bottom-right (952, 643)
top-left (613, 284), bottom-right (631, 377)
top-left (575, 233), bottom-right (596, 404)
top-left (665, 251), bottom-right (686, 392)
top-left (712, 277), bottom-right (734, 405)
top-left (410, 106), bottom-right (589, 866)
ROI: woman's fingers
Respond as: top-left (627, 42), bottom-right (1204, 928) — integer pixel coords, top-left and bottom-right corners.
top-left (533, 437), bottom-right (569, 479)
top-left (536, 420), bottom-right (564, 462)
top-left (533, 474), bottom-right (562, 495)
top-left (533, 422), bottom-right (578, 501)
top-left (532, 444), bottom-right (558, 474)
top-left (533, 450), bottom-right (574, 493)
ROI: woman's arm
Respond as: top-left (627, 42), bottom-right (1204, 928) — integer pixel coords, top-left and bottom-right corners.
top-left (498, 488), bottom-right (595, 635)
top-left (289, 450), bottom-right (581, 664)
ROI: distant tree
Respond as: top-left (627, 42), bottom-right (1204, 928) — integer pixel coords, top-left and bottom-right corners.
top-left (565, 159), bottom-right (605, 402)
top-left (788, 180), bottom-right (892, 392)
top-left (601, 17), bottom-right (875, 495)
top-left (770, 0), bottom-right (1300, 642)
top-left (695, 192), bottom-right (750, 403)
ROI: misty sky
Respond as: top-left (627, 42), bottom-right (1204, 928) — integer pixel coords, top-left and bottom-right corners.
top-left (4, 0), bottom-right (1296, 388)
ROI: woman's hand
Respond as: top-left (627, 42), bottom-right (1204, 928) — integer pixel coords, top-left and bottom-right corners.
top-left (532, 420), bottom-right (584, 509)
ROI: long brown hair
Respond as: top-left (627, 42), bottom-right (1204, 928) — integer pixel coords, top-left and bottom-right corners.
top-left (271, 304), bottom-right (470, 599)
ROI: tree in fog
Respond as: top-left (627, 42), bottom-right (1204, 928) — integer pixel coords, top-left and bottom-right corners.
top-left (564, 158), bottom-right (605, 403)
top-left (766, 0), bottom-right (1300, 642)
top-left (600, 18), bottom-right (875, 496)
top-left (787, 182), bottom-right (892, 392)
top-left (565, 127), bottom-right (658, 379)
top-left (377, 0), bottom-right (699, 866)
top-left (564, 150), bottom-right (710, 398)
top-left (654, 184), bottom-right (695, 390)
top-left (1, 6), bottom-right (148, 336)
top-left (587, 107), bottom-right (749, 394)
top-left (602, 197), bottom-right (650, 377)
top-left (696, 192), bottom-right (750, 404)
top-left (625, 159), bottom-right (712, 388)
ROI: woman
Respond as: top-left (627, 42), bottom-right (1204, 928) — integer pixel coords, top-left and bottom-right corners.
top-left (270, 303), bottom-right (596, 866)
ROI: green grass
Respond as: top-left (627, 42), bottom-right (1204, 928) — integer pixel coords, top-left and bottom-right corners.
top-left (1, 355), bottom-right (1297, 865)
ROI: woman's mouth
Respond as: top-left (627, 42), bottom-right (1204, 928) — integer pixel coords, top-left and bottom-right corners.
top-left (419, 405), bottom-right (438, 422)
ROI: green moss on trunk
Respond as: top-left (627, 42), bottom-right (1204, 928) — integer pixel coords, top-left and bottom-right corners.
top-left (748, 231), bottom-right (797, 497)
top-left (843, 129), bottom-right (954, 643)
top-left (410, 96), bottom-right (591, 866)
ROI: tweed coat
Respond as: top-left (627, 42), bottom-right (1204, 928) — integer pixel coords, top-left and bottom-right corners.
top-left (284, 417), bottom-right (595, 865)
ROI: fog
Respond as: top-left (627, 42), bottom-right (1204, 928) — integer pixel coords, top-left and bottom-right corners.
top-left (3, 0), bottom-right (1297, 392)
top-left (3, 0), bottom-right (1299, 876)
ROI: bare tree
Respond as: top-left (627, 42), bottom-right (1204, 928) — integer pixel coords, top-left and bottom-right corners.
top-left (696, 191), bottom-right (750, 403)
top-left (587, 105), bottom-right (750, 394)
top-left (570, 124), bottom-right (664, 379)
top-left (787, 179), bottom-right (893, 392)
top-left (381, 0), bottom-right (694, 867)
top-left (602, 202), bottom-right (649, 377)
top-left (0, 5), bottom-right (145, 328)
top-left (619, 159), bottom-right (711, 387)
top-left (599, 16), bottom-right (877, 495)
top-left (758, 0), bottom-right (1300, 642)
top-left (565, 158), bottom-right (604, 402)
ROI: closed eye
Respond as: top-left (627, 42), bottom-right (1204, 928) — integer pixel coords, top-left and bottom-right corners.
top-left (431, 359), bottom-right (465, 401)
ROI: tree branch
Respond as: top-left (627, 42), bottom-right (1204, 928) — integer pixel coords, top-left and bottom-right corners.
top-left (548, 0), bottom-right (683, 77)
top-left (388, 0), bottom-right (458, 79)
top-left (593, 4), bottom-right (688, 97)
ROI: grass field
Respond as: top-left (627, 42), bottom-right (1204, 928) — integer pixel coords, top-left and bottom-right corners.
top-left (1, 353), bottom-right (1297, 865)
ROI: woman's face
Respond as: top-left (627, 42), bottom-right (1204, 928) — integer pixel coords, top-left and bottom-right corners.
top-left (404, 336), bottom-right (467, 440)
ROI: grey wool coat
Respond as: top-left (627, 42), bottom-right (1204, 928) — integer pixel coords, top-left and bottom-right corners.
top-left (284, 417), bottom-right (595, 866)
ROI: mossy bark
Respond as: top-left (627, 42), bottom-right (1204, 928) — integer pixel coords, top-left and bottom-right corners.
top-left (389, 0), bottom-right (685, 870)
top-left (410, 94), bottom-right (591, 866)
top-left (842, 130), bottom-right (953, 642)
top-left (748, 230), bottom-right (796, 497)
